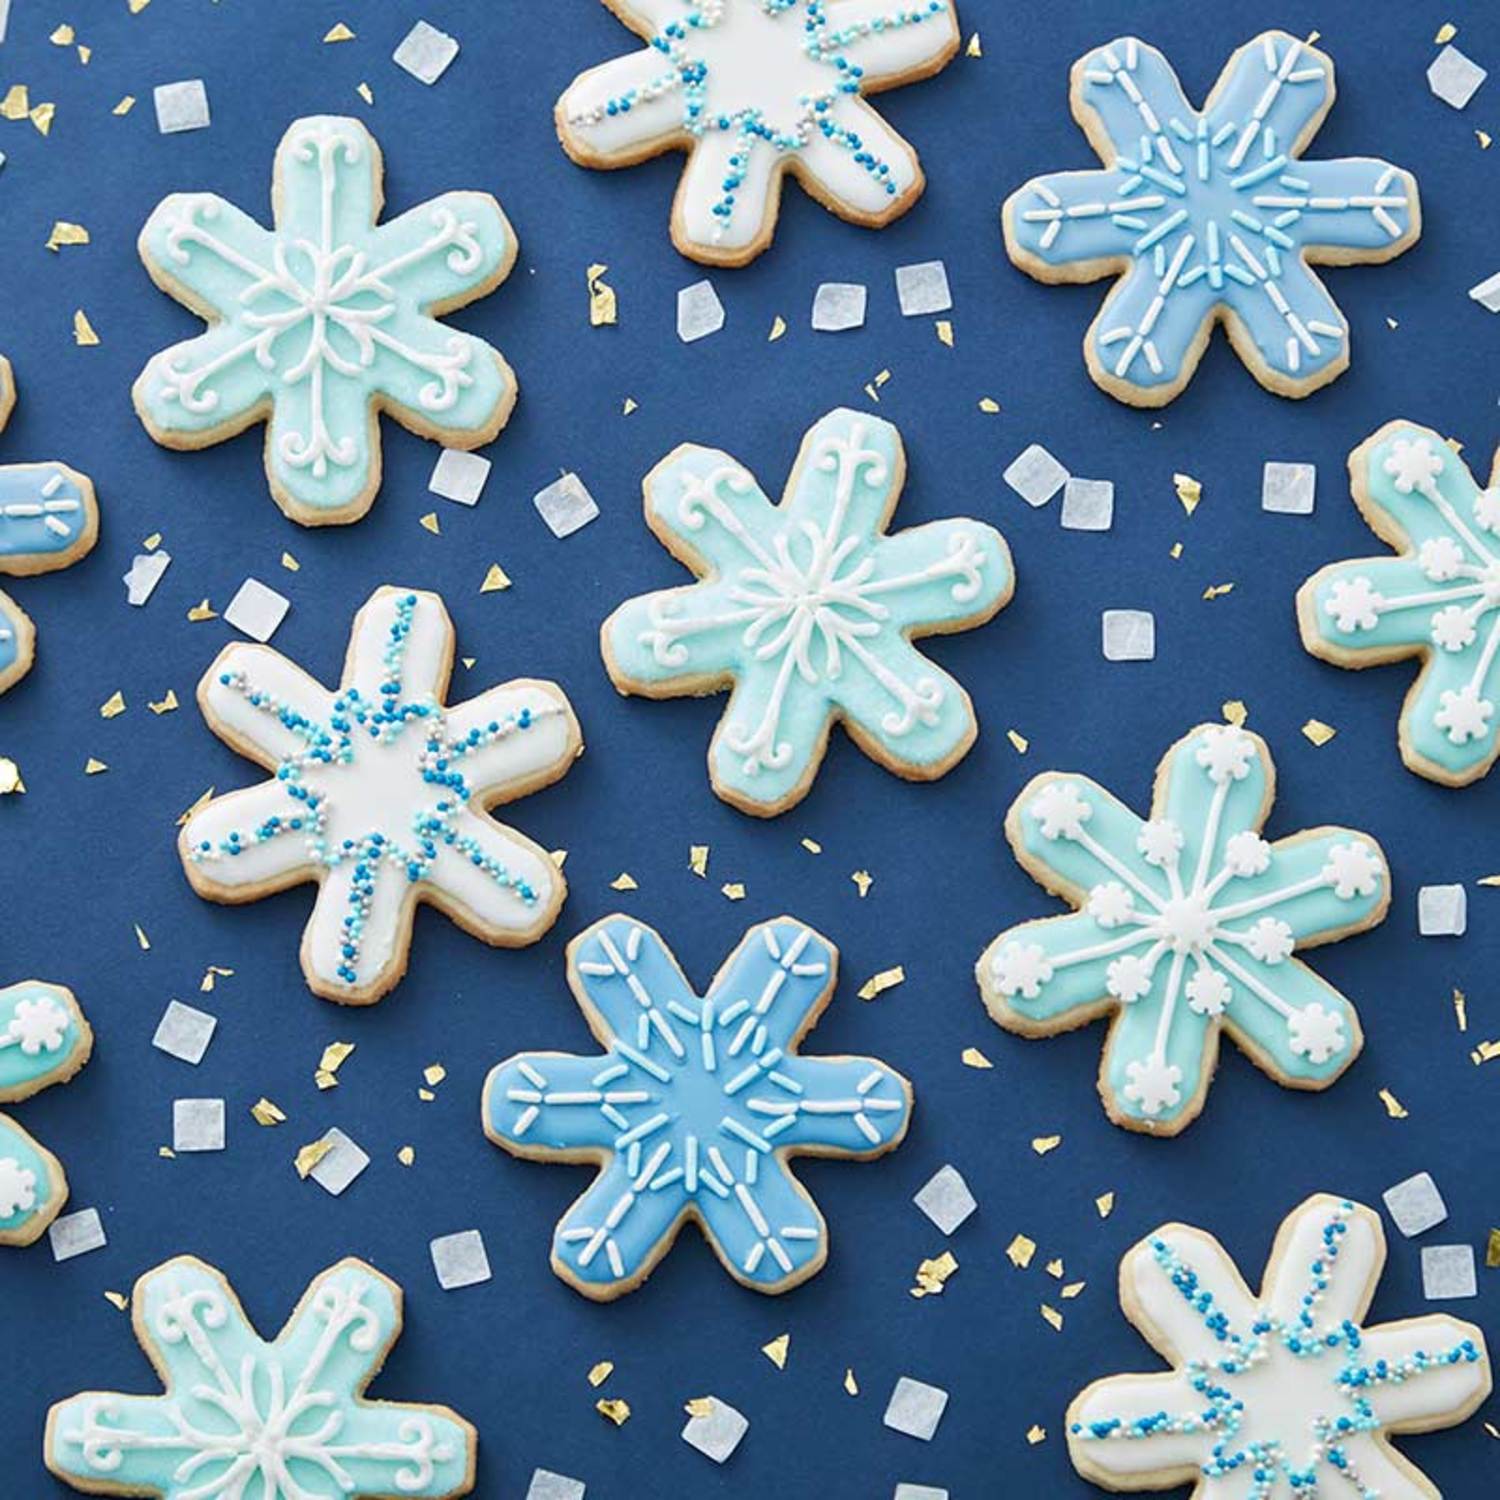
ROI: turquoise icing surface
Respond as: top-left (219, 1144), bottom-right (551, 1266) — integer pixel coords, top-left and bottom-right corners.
top-left (0, 1116), bottom-right (56, 1238)
top-left (1302, 423), bottom-right (1500, 782)
top-left (603, 407), bottom-right (1012, 813)
top-left (983, 725), bottom-right (1386, 1130)
top-left (484, 915), bottom-right (911, 1296)
top-left (134, 115), bottom-right (516, 520)
top-left (1005, 31), bottom-right (1418, 399)
top-left (0, 462), bottom-right (91, 561)
top-left (47, 1257), bottom-right (475, 1497)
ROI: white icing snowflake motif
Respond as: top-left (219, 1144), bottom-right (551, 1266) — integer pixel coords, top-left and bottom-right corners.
top-left (46, 1257), bottom-right (476, 1499)
top-left (979, 725), bottom-right (1388, 1134)
top-left (1301, 422), bottom-right (1500, 786)
top-left (135, 115), bottom-right (518, 525)
top-left (485, 915), bottom-right (911, 1298)
top-left (179, 587), bottom-right (579, 1003)
top-left (1003, 31), bottom-right (1419, 404)
top-left (558, 0), bottom-right (960, 263)
top-left (1068, 1196), bottom-right (1492, 1500)
top-left (603, 408), bottom-right (1012, 814)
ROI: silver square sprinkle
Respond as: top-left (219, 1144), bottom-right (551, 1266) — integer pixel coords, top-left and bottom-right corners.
top-left (1003, 443), bottom-right (1069, 508)
top-left (883, 1376), bottom-right (948, 1441)
top-left (895, 261), bottom-right (952, 317)
top-left (1469, 271), bottom-right (1500, 313)
top-left (1102, 609), bottom-right (1155, 662)
top-left (48, 1207), bottom-right (106, 1263)
top-left (895, 1487), bottom-right (950, 1500)
top-left (308, 1128), bottom-right (369, 1196)
top-left (224, 577), bottom-right (290, 643)
top-left (534, 472), bottom-right (599, 539)
top-left (811, 282), bottom-right (868, 332)
top-left (429, 449), bottom-right (491, 506)
top-left (1262, 461), bottom-right (1317, 515)
top-left (913, 1164), bottom-right (977, 1236)
top-left (1427, 46), bottom-right (1487, 110)
top-left (173, 1098), bottom-right (226, 1153)
top-left (393, 20), bottom-right (460, 86)
top-left (152, 1000), bottom-right (217, 1066)
top-left (677, 279), bottom-right (725, 343)
top-left (124, 550), bottom-right (172, 606)
top-left (1417, 884), bottom-right (1467, 937)
top-left (526, 1472), bottom-right (586, 1500)
top-left (1421, 1243), bottom-right (1478, 1300)
top-left (153, 79), bottom-right (211, 135)
top-left (430, 1229), bottom-right (492, 1290)
top-left (1061, 477), bottom-right (1114, 532)
top-left (1382, 1172), bottom-right (1448, 1238)
top-left (681, 1396), bottom-right (749, 1463)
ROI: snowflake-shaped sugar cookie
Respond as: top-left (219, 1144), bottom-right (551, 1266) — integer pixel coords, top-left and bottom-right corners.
top-left (179, 586), bottom-right (581, 1004)
top-left (558, 0), bottom-right (961, 265)
top-left (0, 980), bottom-right (91, 1247)
top-left (135, 115), bottom-right (518, 526)
top-left (46, 1256), bottom-right (477, 1498)
top-left (978, 724), bottom-right (1388, 1135)
top-left (1068, 1195), bottom-right (1491, 1499)
top-left (1300, 422), bottom-right (1500, 787)
top-left (484, 914), bottom-right (912, 1298)
top-left (603, 407), bottom-right (1013, 815)
top-left (0, 356), bottom-right (99, 696)
top-left (1003, 31), bottom-right (1419, 406)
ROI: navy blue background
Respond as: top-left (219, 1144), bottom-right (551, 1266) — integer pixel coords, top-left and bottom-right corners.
top-left (0, 1), bottom-right (1496, 1494)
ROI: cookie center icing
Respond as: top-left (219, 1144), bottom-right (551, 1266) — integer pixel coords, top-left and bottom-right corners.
top-left (681, 1), bottom-right (832, 136)
top-left (1157, 893), bottom-right (1216, 953)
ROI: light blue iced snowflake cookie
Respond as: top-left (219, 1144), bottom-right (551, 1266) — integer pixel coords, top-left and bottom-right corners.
top-left (1299, 422), bottom-right (1500, 787)
top-left (1067, 1194), bottom-right (1491, 1499)
top-left (1003, 31), bottom-right (1420, 406)
top-left (0, 355), bottom-right (100, 696)
top-left (134, 115), bottom-right (518, 527)
top-left (602, 407), bottom-right (1013, 815)
top-left (46, 1256), bottom-right (478, 1498)
top-left (978, 724), bottom-right (1389, 1135)
top-left (0, 980), bottom-right (92, 1247)
top-left (484, 914), bottom-right (912, 1299)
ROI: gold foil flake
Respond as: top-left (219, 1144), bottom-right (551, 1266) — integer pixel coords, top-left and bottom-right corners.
top-left (1222, 700), bottom-right (1248, 727)
top-left (1454, 988), bottom-right (1468, 1032)
top-left (1031, 1135), bottom-right (1062, 1156)
top-left (29, 100), bottom-right (54, 135)
top-left (1007, 728), bottom-right (1029, 754)
top-left (419, 511), bottom-right (441, 534)
top-left (844, 1367), bottom-right (858, 1396)
top-left (280, 551), bottom-right (300, 572)
top-left (356, 82), bottom-right (374, 106)
top-left (178, 787), bottom-right (215, 825)
top-left (1026, 1424), bottom-right (1046, 1445)
top-left (1487, 1229), bottom-right (1500, 1269)
top-left (801, 837), bottom-right (822, 854)
top-left (1045, 1257), bottom-right (1064, 1279)
top-left (159, 1146), bottom-right (175, 1159)
top-left (294, 1138), bottom-right (334, 1178)
top-left (1301, 718), bottom-right (1337, 747)
top-left (1477, 875), bottom-right (1500, 887)
top-left (1479, 131), bottom-right (1492, 150)
top-left (1006, 1233), bottom-right (1036, 1269)
top-left (317, 1042), bottom-right (355, 1087)
top-left (1202, 582), bottom-right (1235, 601)
top-left (1173, 472), bottom-right (1203, 516)
top-left (911, 1250), bottom-right (959, 1297)
top-left (187, 599), bottom-right (218, 621)
top-left (689, 845), bottom-right (709, 877)
top-left (46, 221), bottom-right (89, 251)
top-left (851, 869), bottom-right (873, 897)
top-left (762, 1333), bottom-right (790, 1369)
top-left (149, 689), bottom-right (179, 715)
top-left (768, 314), bottom-right (786, 341)
top-left (588, 1361), bottom-right (614, 1388)
top-left (250, 1098), bottom-right (286, 1127)
top-left (935, 319), bottom-right (954, 347)
top-left (113, 95), bottom-right (135, 115)
top-left (586, 263), bottom-right (618, 326)
top-left (961, 1046), bottom-right (993, 1069)
top-left (1062, 1281), bottom-right (1086, 1299)
top-left (73, 309), bottom-right (100, 345)
top-left (200, 965), bottom-right (233, 991)
top-left (84, 757), bottom-right (107, 775)
top-left (397, 1145), bottom-right (415, 1166)
top-left (324, 22), bottom-right (356, 42)
top-left (965, 32), bottom-right (982, 58)
top-left (857, 965), bottom-right (904, 1001)
top-left (480, 563), bottom-right (511, 593)
top-left (595, 1398), bottom-right (631, 1427)
top-left (1040, 1303), bottom-right (1063, 1332)
top-left (721, 882), bottom-right (746, 901)
top-left (129, 0), bottom-right (150, 12)
top-left (610, 872), bottom-right (638, 892)
top-left (978, 397), bottom-right (1000, 413)
top-left (50, 25), bottom-right (76, 46)
top-left (1170, 541), bottom-right (1184, 560)
top-left (1436, 22), bottom-right (1458, 44)
top-left (0, 757), bottom-right (22, 794)
top-left (418, 1087), bottom-right (435, 1102)
top-left (104, 1290), bottom-right (129, 1312)
top-left (143, 533), bottom-right (163, 551)
top-left (78, 45), bottom-right (91, 63)
top-left (133, 923), bottom-right (150, 950)
top-left (314, 1073), bottom-right (338, 1091)
top-left (423, 1063), bottom-right (447, 1087)
top-left (1096, 1191), bottom-right (1115, 1219)
top-left (1471, 1039), bottom-right (1500, 1066)
top-left (863, 368), bottom-right (891, 403)
top-left (683, 1398), bottom-right (714, 1420)
top-left (99, 691), bottom-right (125, 719)
top-left (1378, 1087), bottom-right (1409, 1119)
top-left (0, 86), bottom-right (29, 121)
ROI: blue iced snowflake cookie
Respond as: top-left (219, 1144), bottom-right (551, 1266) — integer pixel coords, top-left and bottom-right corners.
top-left (46, 1256), bottom-right (478, 1498)
top-left (0, 355), bottom-right (100, 697)
top-left (484, 914), bottom-right (912, 1299)
top-left (602, 407), bottom-right (1013, 816)
top-left (558, 0), bottom-right (961, 266)
top-left (134, 115), bottom-right (518, 527)
top-left (1067, 1195), bottom-right (1491, 1499)
top-left (978, 724), bottom-right (1389, 1136)
top-left (1003, 31), bottom-right (1420, 406)
top-left (1300, 422), bottom-right (1500, 787)
top-left (0, 980), bottom-right (92, 1247)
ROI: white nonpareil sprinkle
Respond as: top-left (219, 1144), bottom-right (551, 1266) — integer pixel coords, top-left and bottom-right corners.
top-left (526, 1472), bottom-right (586, 1500)
top-left (677, 279), bottom-right (725, 343)
top-left (123, 550), bottom-right (172, 606)
top-left (1382, 1172), bottom-right (1448, 1238)
top-left (883, 1377), bottom-right (949, 1441)
top-left (1468, 271), bottom-right (1500, 314)
top-left (429, 1229), bottom-right (492, 1290)
top-left (811, 282), bottom-right (867, 332)
top-left (1427, 45), bottom-right (1487, 110)
top-left (224, 577), bottom-right (291, 643)
top-left (153, 80), bottom-right (211, 135)
top-left (1421, 1243), bottom-right (1477, 1300)
top-left (173, 1097), bottom-right (226, 1153)
top-left (895, 261), bottom-right (952, 317)
top-left (534, 472), bottom-right (599, 538)
top-left (151, 1000), bottom-right (217, 1066)
top-left (1416, 884), bottom-right (1466, 937)
top-left (48, 1207), bottom-right (106, 1263)
top-left (913, 1164), bottom-right (977, 1235)
top-left (429, 448), bottom-right (491, 507)
top-left (681, 1397), bottom-right (749, 1463)
top-left (1102, 609), bottom-right (1156, 662)
top-left (1262, 461), bottom-right (1317, 515)
top-left (1061, 477), bottom-right (1114, 532)
top-left (393, 20), bottom-right (460, 85)
top-left (307, 1128), bottom-right (369, 1196)
top-left (1004, 443), bottom-right (1069, 508)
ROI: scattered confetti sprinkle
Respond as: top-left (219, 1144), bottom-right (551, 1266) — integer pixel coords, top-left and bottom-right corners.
top-left (1487, 1230), bottom-right (1500, 1269)
top-left (1202, 582), bottom-right (1235, 601)
top-left (1222, 700), bottom-right (1248, 727)
top-left (588, 1362), bottom-right (614, 1388)
top-left (844, 1368), bottom-right (858, 1396)
top-left (587, 263), bottom-right (617, 326)
top-left (961, 1046), bottom-right (993, 1069)
top-left (609, 872), bottom-right (638, 892)
top-left (250, 1098), bottom-right (286, 1127)
top-left (186, 599), bottom-right (217, 622)
top-left (622, 397), bottom-right (637, 415)
top-left (851, 870), bottom-right (873, 898)
top-left (1301, 718), bottom-right (1337, 747)
top-left (1096, 1192), bottom-right (1115, 1219)
top-left (324, 22), bottom-right (355, 43)
top-left (112, 95), bottom-right (135, 115)
top-left (1173, 472), bottom-right (1202, 515)
top-left (910, 1250), bottom-right (959, 1298)
top-left (1453, 988), bottom-right (1468, 1032)
top-left (83, 758), bottom-right (107, 775)
top-left (1006, 728), bottom-right (1029, 754)
top-left (148, 690), bottom-right (179, 715)
top-left (133, 923), bottom-right (150, 951)
top-left (768, 314), bottom-right (786, 341)
top-left (480, 563), bottom-right (511, 593)
top-left (978, 397), bottom-right (1000, 413)
top-left (858, 965), bottom-right (904, 1001)
top-left (762, 1333), bottom-right (789, 1369)
top-left (1379, 1087), bottom-right (1409, 1120)
top-left (0, 758), bottom-right (22, 795)
top-left (294, 1137), bottom-right (335, 1179)
top-left (1040, 1303), bottom-right (1063, 1332)
top-left (45, 221), bottom-right (88, 252)
top-left (419, 511), bottom-right (441, 535)
top-left (800, 837), bottom-right (821, 854)
top-left (935, 319), bottom-right (953, 347)
top-left (104, 1291), bottom-right (129, 1312)
top-left (356, 82), bottom-right (374, 106)
top-left (423, 1063), bottom-right (446, 1088)
top-left (397, 1145), bottom-right (415, 1166)
top-left (1027, 1424), bottom-right (1046, 1445)
top-left (1031, 1135), bottom-right (1062, 1156)
top-left (1006, 1233), bottom-right (1036, 1269)
top-left (595, 1398), bottom-right (630, 1427)
top-left (689, 845), bottom-right (709, 878)
top-left (1062, 1281), bottom-right (1086, 1299)
top-left (966, 32), bottom-right (982, 58)
top-left (720, 881), bottom-right (745, 901)
top-left (73, 309), bottom-right (100, 346)
top-left (99, 691), bottom-right (125, 719)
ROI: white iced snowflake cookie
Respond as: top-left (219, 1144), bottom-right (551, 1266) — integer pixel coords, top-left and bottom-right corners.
top-left (1068, 1195), bottom-right (1491, 1499)
top-left (557, 0), bottom-right (961, 266)
top-left (978, 723), bottom-right (1389, 1135)
top-left (134, 115), bottom-right (518, 527)
top-left (179, 586), bottom-right (582, 1004)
